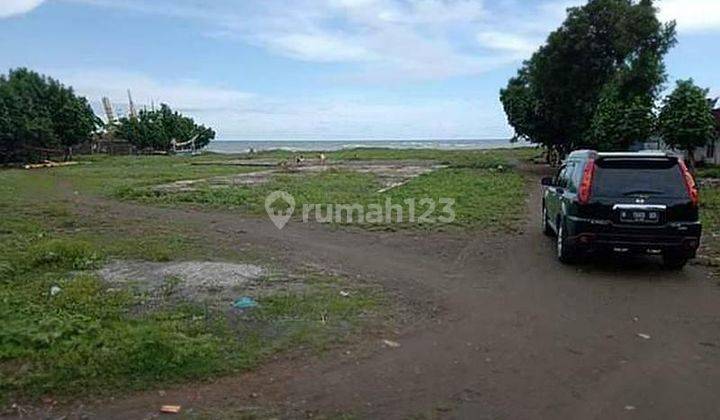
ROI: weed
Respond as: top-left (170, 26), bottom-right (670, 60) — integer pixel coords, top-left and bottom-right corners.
top-left (28, 239), bottom-right (102, 271)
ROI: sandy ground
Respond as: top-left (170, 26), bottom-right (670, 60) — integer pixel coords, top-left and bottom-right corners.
top-left (18, 164), bottom-right (720, 419)
top-left (152, 160), bottom-right (446, 193)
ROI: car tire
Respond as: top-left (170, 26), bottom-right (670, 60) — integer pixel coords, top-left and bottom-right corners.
top-left (662, 254), bottom-right (688, 270)
top-left (557, 219), bottom-right (576, 264)
top-left (542, 205), bottom-right (553, 237)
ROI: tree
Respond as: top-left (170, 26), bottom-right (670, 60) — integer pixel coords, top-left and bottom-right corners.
top-left (0, 68), bottom-right (99, 163)
top-left (589, 83), bottom-right (655, 151)
top-left (500, 0), bottom-right (676, 156)
top-left (658, 79), bottom-right (717, 167)
top-left (115, 104), bottom-right (215, 152)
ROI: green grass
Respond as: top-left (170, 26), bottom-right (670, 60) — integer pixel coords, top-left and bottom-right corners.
top-left (0, 148), bottom-right (534, 402)
top-left (697, 167), bottom-right (720, 260)
top-left (0, 235), bottom-right (384, 401)
top-left (698, 165), bottom-right (720, 179)
top-left (117, 148), bottom-right (534, 231)
top-left (59, 154), bottom-right (253, 195)
top-left (245, 146), bottom-right (539, 169)
top-left (701, 187), bottom-right (720, 231)
top-left (700, 184), bottom-right (720, 259)
top-left (122, 167), bottom-right (525, 231)
top-left (0, 155), bottom-right (388, 403)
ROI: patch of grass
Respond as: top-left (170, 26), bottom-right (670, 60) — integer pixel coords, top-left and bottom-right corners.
top-left (247, 278), bottom-right (384, 353)
top-left (0, 149), bottom-right (525, 402)
top-left (702, 187), bottom-right (720, 231)
top-left (0, 156), bottom-right (252, 265)
top-left (700, 182), bottom-right (720, 259)
top-left (246, 146), bottom-right (539, 169)
top-left (0, 271), bottom-right (228, 398)
top-left (0, 156), bottom-right (390, 402)
top-left (383, 168), bottom-right (526, 230)
top-left (0, 237), bottom-right (385, 402)
top-left (127, 167), bottom-right (525, 231)
top-left (327, 147), bottom-right (538, 168)
top-left (62, 154), bottom-right (255, 196)
top-left (698, 165), bottom-right (720, 179)
top-left (28, 239), bottom-right (102, 271)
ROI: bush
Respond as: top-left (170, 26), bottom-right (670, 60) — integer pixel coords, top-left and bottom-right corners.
top-left (29, 239), bottom-right (102, 271)
top-left (114, 104), bottom-right (215, 151)
top-left (0, 68), bottom-right (100, 163)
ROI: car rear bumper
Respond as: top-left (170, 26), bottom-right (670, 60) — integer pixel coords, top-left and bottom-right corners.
top-left (565, 216), bottom-right (701, 256)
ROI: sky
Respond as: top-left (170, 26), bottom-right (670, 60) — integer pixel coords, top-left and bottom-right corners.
top-left (1, 0), bottom-right (719, 140)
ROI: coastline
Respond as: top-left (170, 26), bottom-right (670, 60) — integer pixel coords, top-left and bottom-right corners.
top-left (206, 139), bottom-right (531, 154)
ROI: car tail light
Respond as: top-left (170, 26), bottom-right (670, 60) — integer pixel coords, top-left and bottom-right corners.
top-left (578, 158), bottom-right (596, 205)
top-left (678, 160), bottom-right (699, 207)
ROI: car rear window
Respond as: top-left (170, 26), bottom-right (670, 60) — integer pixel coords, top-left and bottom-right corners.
top-left (592, 158), bottom-right (688, 198)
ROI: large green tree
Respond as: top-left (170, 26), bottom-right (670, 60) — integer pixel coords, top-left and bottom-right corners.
top-left (658, 79), bottom-right (717, 166)
top-left (0, 68), bottom-right (99, 163)
top-left (115, 104), bottom-right (215, 152)
top-left (589, 82), bottom-right (655, 151)
top-left (500, 0), bottom-right (676, 156)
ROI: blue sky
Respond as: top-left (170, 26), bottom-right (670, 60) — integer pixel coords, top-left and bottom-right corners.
top-left (1, 0), bottom-right (719, 140)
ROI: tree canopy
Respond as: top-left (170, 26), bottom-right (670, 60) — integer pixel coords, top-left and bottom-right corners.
top-left (0, 68), bottom-right (100, 163)
top-left (500, 0), bottom-right (676, 155)
top-left (658, 79), bottom-right (717, 165)
top-left (114, 104), bottom-right (215, 152)
top-left (589, 82), bottom-right (655, 151)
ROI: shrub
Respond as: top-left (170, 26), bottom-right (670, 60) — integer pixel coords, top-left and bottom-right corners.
top-left (29, 239), bottom-right (102, 271)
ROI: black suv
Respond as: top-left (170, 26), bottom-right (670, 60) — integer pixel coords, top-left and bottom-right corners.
top-left (541, 150), bottom-right (701, 269)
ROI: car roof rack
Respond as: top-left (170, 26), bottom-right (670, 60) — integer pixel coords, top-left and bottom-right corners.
top-left (566, 149), bottom-right (679, 160)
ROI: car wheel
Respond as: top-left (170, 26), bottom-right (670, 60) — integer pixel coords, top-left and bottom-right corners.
top-left (557, 220), bottom-right (576, 264)
top-left (662, 254), bottom-right (688, 270)
top-left (542, 205), bottom-right (553, 236)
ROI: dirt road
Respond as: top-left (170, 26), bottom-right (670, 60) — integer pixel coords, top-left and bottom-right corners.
top-left (58, 167), bottom-right (720, 419)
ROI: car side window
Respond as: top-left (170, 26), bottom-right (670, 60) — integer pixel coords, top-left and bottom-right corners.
top-left (570, 160), bottom-right (585, 193)
top-left (565, 161), bottom-right (578, 192)
top-left (554, 165), bottom-right (567, 187)
top-left (555, 162), bottom-right (575, 189)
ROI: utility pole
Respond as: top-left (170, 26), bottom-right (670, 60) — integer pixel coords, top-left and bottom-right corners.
top-left (127, 89), bottom-right (137, 118)
top-left (101, 97), bottom-right (116, 124)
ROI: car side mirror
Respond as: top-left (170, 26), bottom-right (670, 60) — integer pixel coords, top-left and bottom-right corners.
top-left (541, 177), bottom-right (554, 186)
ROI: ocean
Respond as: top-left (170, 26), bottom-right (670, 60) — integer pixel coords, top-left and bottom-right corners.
top-left (207, 139), bottom-right (530, 154)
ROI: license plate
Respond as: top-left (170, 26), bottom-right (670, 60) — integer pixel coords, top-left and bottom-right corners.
top-left (620, 210), bottom-right (659, 223)
top-left (615, 204), bottom-right (665, 224)
top-left (620, 210), bottom-right (660, 223)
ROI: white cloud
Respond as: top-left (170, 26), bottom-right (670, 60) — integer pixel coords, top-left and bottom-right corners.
top-left (658, 0), bottom-right (720, 32)
top-left (49, 69), bottom-right (254, 128)
top-left (57, 70), bottom-right (252, 109)
top-left (63, 0), bottom-right (575, 81)
top-left (0, 0), bottom-right (45, 18)
top-left (477, 31), bottom-right (540, 57)
top-left (216, 96), bottom-right (510, 140)
top-left (50, 68), bottom-right (509, 139)
top-left (261, 32), bottom-right (377, 62)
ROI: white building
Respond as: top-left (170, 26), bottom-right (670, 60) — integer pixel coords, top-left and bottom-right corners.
top-left (640, 108), bottom-right (720, 166)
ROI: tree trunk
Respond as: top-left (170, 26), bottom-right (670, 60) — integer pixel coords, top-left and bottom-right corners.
top-left (686, 148), bottom-right (696, 175)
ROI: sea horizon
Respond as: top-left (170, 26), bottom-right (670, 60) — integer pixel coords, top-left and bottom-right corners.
top-left (207, 138), bottom-right (531, 154)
